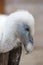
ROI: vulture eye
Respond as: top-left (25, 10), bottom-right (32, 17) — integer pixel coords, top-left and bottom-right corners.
top-left (25, 28), bottom-right (30, 31)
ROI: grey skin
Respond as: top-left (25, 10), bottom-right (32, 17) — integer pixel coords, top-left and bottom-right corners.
top-left (16, 22), bottom-right (33, 53)
top-left (8, 22), bottom-right (34, 65)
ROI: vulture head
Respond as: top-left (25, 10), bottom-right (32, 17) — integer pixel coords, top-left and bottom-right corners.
top-left (8, 10), bottom-right (35, 54)
top-left (0, 10), bottom-right (34, 54)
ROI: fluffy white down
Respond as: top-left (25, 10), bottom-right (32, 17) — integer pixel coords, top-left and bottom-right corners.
top-left (0, 10), bottom-right (34, 53)
top-left (9, 10), bottom-right (34, 36)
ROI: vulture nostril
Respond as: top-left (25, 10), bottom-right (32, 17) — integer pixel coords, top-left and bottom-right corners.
top-left (29, 37), bottom-right (33, 45)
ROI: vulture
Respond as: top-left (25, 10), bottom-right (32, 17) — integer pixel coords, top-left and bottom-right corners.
top-left (0, 10), bottom-right (34, 65)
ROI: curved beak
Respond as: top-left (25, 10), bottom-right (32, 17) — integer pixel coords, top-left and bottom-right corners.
top-left (24, 37), bottom-right (34, 54)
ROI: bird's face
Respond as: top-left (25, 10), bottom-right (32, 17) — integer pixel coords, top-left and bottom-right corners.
top-left (17, 22), bottom-right (34, 54)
